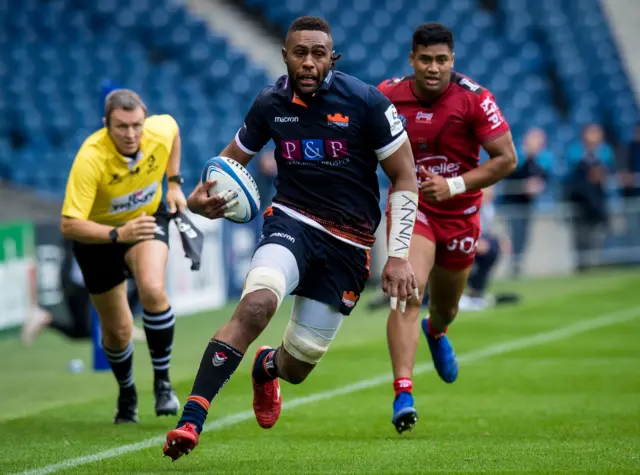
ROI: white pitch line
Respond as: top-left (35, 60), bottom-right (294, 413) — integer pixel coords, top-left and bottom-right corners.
top-left (13, 306), bottom-right (640, 475)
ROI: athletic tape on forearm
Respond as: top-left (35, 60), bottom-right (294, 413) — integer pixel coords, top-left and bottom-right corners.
top-left (388, 191), bottom-right (419, 260)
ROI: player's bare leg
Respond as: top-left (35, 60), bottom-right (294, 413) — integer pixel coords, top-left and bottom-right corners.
top-left (164, 288), bottom-right (279, 460)
top-left (422, 265), bottom-right (471, 383)
top-left (91, 281), bottom-right (138, 424)
top-left (387, 234), bottom-right (435, 433)
top-left (126, 240), bottom-right (179, 417)
top-left (251, 296), bottom-right (342, 428)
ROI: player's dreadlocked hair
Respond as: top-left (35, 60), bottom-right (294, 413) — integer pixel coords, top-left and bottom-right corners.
top-left (287, 16), bottom-right (342, 64)
top-left (413, 22), bottom-right (454, 52)
top-left (288, 16), bottom-right (332, 36)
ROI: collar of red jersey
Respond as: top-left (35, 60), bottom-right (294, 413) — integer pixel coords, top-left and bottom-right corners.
top-left (410, 71), bottom-right (457, 106)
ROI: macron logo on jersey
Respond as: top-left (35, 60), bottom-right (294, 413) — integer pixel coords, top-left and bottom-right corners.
top-left (274, 116), bottom-right (299, 123)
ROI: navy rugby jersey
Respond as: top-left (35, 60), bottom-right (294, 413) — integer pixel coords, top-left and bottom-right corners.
top-left (236, 70), bottom-right (407, 248)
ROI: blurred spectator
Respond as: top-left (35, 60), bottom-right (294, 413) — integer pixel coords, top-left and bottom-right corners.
top-left (619, 123), bottom-right (640, 196)
top-left (565, 124), bottom-right (616, 271)
top-left (22, 243), bottom-right (145, 345)
top-left (501, 128), bottom-right (554, 276)
top-left (459, 186), bottom-right (506, 310)
top-left (618, 123), bottom-right (640, 262)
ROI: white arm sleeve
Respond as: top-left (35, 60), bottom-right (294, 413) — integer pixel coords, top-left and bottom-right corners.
top-left (387, 190), bottom-right (419, 259)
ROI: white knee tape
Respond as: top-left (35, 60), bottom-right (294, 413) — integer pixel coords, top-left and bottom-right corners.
top-left (241, 267), bottom-right (287, 309)
top-left (282, 319), bottom-right (331, 365)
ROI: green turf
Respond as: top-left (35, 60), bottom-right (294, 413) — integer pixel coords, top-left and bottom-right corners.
top-left (1, 269), bottom-right (639, 474)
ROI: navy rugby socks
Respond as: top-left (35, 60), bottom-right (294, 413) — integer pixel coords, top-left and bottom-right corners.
top-left (252, 348), bottom-right (280, 384)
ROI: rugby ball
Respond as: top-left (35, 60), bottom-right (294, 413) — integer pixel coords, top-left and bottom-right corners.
top-left (201, 156), bottom-right (261, 223)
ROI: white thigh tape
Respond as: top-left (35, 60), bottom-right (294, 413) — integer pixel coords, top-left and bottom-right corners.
top-left (282, 319), bottom-right (332, 365)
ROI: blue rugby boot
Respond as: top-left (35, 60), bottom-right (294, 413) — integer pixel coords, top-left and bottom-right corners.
top-left (392, 390), bottom-right (418, 434)
top-left (421, 317), bottom-right (458, 383)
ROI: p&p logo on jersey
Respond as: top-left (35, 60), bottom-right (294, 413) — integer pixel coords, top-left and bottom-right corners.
top-left (280, 139), bottom-right (349, 162)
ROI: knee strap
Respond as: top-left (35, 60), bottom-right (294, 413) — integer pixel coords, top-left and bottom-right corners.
top-left (241, 266), bottom-right (287, 309)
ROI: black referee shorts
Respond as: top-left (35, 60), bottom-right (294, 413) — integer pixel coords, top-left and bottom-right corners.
top-left (72, 203), bottom-right (172, 295)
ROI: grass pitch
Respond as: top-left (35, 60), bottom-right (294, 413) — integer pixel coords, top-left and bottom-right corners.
top-left (1, 269), bottom-right (639, 474)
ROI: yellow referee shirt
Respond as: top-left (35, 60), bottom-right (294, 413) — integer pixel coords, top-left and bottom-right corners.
top-left (62, 114), bottom-right (178, 226)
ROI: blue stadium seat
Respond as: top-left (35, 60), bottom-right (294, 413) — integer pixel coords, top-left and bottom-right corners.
top-left (0, 0), bottom-right (272, 198)
top-left (1, 0), bottom-right (638, 199)
top-left (234, 0), bottom-right (638, 183)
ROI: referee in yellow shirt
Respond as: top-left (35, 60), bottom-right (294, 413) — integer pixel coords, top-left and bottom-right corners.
top-left (61, 89), bottom-right (186, 423)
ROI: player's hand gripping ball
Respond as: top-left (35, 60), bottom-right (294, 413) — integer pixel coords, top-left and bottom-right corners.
top-left (200, 156), bottom-right (261, 223)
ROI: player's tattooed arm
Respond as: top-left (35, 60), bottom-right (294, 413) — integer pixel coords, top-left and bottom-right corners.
top-left (461, 131), bottom-right (517, 192)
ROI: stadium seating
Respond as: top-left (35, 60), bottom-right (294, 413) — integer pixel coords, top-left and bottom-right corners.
top-left (242, 0), bottom-right (639, 158)
top-left (0, 0), bottom-right (638, 201)
top-left (0, 0), bottom-right (271, 196)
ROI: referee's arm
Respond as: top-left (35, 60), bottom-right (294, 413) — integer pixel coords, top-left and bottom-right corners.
top-left (60, 157), bottom-right (116, 244)
top-left (61, 217), bottom-right (117, 244)
top-left (165, 126), bottom-right (182, 179)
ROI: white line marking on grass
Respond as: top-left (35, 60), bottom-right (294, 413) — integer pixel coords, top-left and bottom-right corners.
top-left (14, 306), bottom-right (640, 475)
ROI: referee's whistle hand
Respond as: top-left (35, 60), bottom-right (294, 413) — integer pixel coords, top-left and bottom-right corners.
top-left (187, 180), bottom-right (239, 220)
top-left (118, 213), bottom-right (157, 243)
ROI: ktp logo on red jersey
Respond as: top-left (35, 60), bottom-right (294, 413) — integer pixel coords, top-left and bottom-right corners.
top-left (480, 96), bottom-right (504, 130)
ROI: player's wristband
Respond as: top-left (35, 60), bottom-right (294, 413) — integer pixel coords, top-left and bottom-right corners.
top-left (446, 176), bottom-right (466, 196)
top-left (387, 191), bottom-right (419, 260)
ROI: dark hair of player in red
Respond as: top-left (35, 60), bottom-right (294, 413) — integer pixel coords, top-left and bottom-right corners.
top-left (282, 16), bottom-right (341, 99)
top-left (410, 23), bottom-right (455, 100)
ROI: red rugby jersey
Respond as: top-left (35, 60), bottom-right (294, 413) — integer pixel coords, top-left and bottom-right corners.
top-left (378, 72), bottom-right (510, 217)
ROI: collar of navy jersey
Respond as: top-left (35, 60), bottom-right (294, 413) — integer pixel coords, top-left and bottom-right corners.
top-left (278, 67), bottom-right (337, 102)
